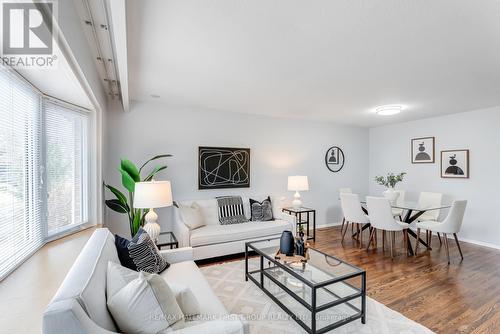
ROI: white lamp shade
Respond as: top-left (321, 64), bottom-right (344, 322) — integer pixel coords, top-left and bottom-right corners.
top-left (134, 181), bottom-right (173, 209)
top-left (287, 176), bottom-right (309, 191)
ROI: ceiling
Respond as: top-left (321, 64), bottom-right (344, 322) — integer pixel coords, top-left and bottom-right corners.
top-left (126, 0), bottom-right (500, 127)
top-left (17, 42), bottom-right (93, 110)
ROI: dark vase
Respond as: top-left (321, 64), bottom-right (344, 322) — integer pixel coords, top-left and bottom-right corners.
top-left (280, 230), bottom-right (295, 256)
top-left (295, 238), bottom-right (305, 257)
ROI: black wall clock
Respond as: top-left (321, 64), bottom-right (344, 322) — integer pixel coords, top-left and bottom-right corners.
top-left (325, 146), bottom-right (345, 172)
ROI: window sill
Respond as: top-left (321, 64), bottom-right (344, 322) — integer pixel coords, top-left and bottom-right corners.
top-left (45, 222), bottom-right (99, 243)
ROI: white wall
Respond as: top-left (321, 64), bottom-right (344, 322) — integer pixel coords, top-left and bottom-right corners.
top-left (104, 101), bottom-right (369, 237)
top-left (369, 106), bottom-right (500, 248)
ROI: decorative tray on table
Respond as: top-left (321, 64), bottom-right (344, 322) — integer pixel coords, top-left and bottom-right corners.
top-left (274, 243), bottom-right (310, 264)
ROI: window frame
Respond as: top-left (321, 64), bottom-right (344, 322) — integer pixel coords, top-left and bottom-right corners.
top-left (0, 64), bottom-right (96, 280)
top-left (42, 97), bottom-right (93, 241)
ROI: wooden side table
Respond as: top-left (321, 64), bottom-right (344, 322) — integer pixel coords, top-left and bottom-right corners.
top-left (282, 207), bottom-right (316, 241)
top-left (155, 231), bottom-right (179, 250)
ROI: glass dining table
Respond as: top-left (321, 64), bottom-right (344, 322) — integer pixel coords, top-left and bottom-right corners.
top-left (354, 197), bottom-right (452, 255)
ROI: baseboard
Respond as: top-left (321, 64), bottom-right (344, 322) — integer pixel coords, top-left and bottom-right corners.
top-left (453, 236), bottom-right (500, 250)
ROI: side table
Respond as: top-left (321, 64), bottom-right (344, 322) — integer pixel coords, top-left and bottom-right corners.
top-left (282, 207), bottom-right (316, 241)
top-left (155, 231), bottom-right (179, 250)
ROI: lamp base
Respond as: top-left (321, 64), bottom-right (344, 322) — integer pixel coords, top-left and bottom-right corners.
top-left (143, 209), bottom-right (161, 242)
top-left (143, 222), bottom-right (161, 242)
top-left (292, 191), bottom-right (302, 209)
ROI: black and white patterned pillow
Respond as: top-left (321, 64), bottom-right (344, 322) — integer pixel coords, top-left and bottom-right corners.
top-left (127, 230), bottom-right (169, 274)
top-left (250, 196), bottom-right (274, 221)
top-left (216, 196), bottom-right (248, 225)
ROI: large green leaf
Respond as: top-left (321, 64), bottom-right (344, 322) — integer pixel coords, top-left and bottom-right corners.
top-left (143, 165), bottom-right (167, 181)
top-left (121, 159), bottom-right (140, 182)
top-left (119, 167), bottom-right (136, 192)
top-left (105, 199), bottom-right (129, 213)
top-left (104, 184), bottom-right (128, 206)
top-left (139, 154), bottom-right (172, 173)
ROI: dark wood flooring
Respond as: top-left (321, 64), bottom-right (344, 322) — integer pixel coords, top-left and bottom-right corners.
top-left (202, 226), bottom-right (500, 334)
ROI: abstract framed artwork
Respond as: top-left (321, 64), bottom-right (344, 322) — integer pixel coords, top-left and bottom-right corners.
top-left (441, 149), bottom-right (469, 179)
top-left (411, 137), bottom-right (435, 163)
top-left (198, 146), bottom-right (250, 189)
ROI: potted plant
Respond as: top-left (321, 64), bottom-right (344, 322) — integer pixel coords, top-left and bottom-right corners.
top-left (374, 172), bottom-right (406, 203)
top-left (104, 154), bottom-right (172, 236)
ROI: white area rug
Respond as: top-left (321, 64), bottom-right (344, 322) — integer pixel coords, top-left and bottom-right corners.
top-left (200, 259), bottom-right (434, 334)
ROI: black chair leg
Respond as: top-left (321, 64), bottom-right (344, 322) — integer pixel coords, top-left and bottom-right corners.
top-left (453, 233), bottom-right (464, 260)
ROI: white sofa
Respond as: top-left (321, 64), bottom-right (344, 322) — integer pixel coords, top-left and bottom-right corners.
top-left (173, 195), bottom-right (296, 260)
top-left (42, 228), bottom-right (247, 334)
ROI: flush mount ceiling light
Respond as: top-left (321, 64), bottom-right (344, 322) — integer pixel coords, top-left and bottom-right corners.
top-left (374, 105), bottom-right (403, 116)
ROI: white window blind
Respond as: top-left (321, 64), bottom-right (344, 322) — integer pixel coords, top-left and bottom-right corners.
top-left (44, 100), bottom-right (89, 235)
top-left (0, 66), bottom-right (43, 280)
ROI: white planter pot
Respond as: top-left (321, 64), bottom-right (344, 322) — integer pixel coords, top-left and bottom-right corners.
top-left (383, 188), bottom-right (400, 204)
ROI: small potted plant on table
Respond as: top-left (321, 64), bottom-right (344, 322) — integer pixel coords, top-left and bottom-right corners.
top-left (374, 172), bottom-right (406, 204)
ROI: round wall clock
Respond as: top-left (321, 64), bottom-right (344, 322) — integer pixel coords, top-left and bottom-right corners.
top-left (325, 146), bottom-right (345, 172)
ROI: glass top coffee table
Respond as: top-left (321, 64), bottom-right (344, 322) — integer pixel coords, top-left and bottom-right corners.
top-left (245, 238), bottom-right (366, 333)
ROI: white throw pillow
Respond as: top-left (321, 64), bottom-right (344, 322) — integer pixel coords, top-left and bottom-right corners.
top-left (107, 261), bottom-right (201, 317)
top-left (178, 202), bottom-right (206, 230)
top-left (169, 283), bottom-right (201, 317)
top-left (107, 272), bottom-right (184, 334)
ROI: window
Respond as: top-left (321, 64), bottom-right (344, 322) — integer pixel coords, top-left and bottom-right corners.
top-left (0, 65), bottom-right (91, 280)
top-left (45, 100), bottom-right (89, 236)
top-left (0, 67), bottom-right (43, 279)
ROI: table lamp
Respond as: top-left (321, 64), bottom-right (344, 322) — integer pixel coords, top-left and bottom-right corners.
top-left (288, 175), bottom-right (309, 209)
top-left (134, 180), bottom-right (173, 242)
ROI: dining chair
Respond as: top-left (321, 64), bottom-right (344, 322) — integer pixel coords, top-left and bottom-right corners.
top-left (339, 188), bottom-right (352, 235)
top-left (415, 200), bottom-right (467, 264)
top-left (340, 193), bottom-right (369, 247)
top-left (365, 196), bottom-right (411, 258)
top-left (392, 190), bottom-right (406, 220)
top-left (417, 192), bottom-right (444, 244)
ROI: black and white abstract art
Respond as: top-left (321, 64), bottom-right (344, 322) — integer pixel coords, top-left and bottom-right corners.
top-left (198, 147), bottom-right (250, 189)
top-left (441, 149), bottom-right (469, 179)
top-left (411, 137), bottom-right (435, 163)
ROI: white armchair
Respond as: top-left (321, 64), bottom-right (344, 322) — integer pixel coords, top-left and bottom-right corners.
top-left (416, 200), bottom-right (467, 264)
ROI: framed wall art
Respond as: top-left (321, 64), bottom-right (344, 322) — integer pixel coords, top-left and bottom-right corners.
top-left (440, 149), bottom-right (469, 179)
top-left (198, 146), bottom-right (250, 189)
top-left (411, 137), bottom-right (435, 163)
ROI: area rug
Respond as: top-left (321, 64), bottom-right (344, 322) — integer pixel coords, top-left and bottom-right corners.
top-left (200, 259), bottom-right (434, 334)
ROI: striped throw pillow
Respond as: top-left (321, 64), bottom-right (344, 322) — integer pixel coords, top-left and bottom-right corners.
top-left (216, 196), bottom-right (248, 225)
top-left (128, 229), bottom-right (169, 274)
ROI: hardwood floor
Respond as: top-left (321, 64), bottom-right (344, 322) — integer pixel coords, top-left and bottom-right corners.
top-left (0, 227), bottom-right (96, 334)
top-left (1, 225), bottom-right (499, 334)
top-left (308, 226), bottom-right (500, 334)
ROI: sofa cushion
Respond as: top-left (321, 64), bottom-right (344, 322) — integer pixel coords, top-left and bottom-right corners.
top-left (178, 202), bottom-right (206, 230)
top-left (161, 261), bottom-right (228, 317)
top-left (177, 199), bottom-right (220, 225)
top-left (129, 229), bottom-right (170, 274)
top-left (49, 228), bottom-right (119, 332)
top-left (216, 196), bottom-right (248, 225)
top-left (249, 196), bottom-right (274, 221)
top-left (107, 272), bottom-right (184, 334)
top-left (190, 220), bottom-right (290, 247)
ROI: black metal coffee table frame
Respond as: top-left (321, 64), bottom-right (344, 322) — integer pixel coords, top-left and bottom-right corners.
top-left (245, 238), bottom-right (366, 334)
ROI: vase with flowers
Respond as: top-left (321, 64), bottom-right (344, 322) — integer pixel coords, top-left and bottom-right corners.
top-left (374, 172), bottom-right (406, 204)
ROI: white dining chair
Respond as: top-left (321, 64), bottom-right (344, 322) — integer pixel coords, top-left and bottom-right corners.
top-left (339, 188), bottom-right (353, 235)
top-left (415, 200), bottom-right (467, 264)
top-left (417, 192), bottom-right (444, 244)
top-left (340, 193), bottom-right (369, 247)
top-left (366, 196), bottom-right (411, 258)
top-left (392, 190), bottom-right (406, 220)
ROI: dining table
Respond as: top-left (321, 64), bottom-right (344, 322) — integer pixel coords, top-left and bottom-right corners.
top-left (352, 197), bottom-right (452, 255)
